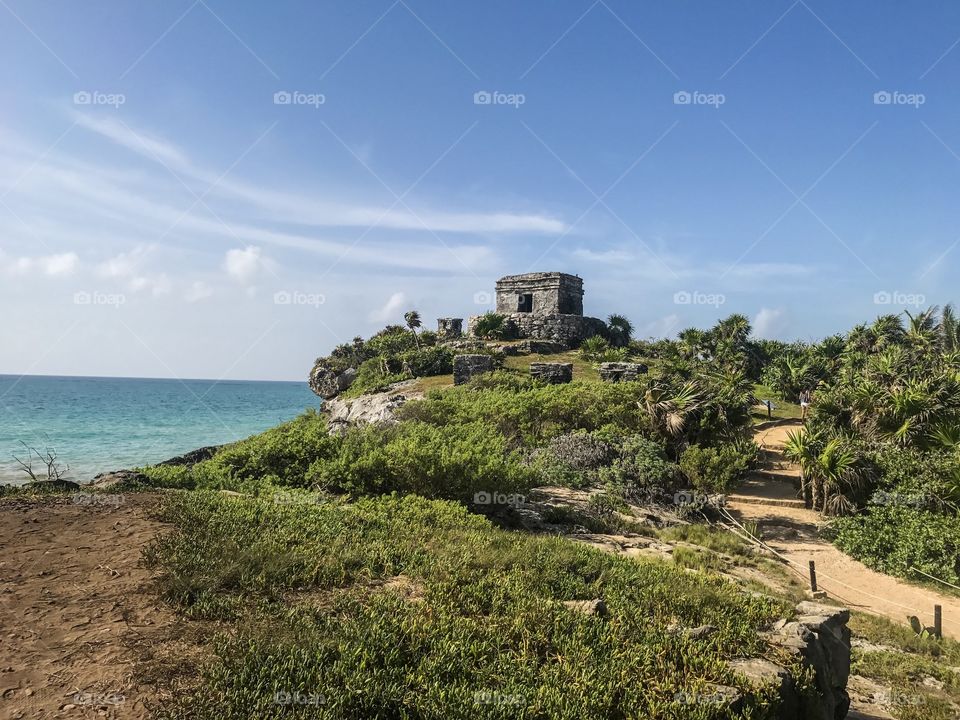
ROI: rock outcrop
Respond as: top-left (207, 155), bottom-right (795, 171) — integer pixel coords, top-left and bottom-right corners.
top-left (323, 381), bottom-right (423, 434)
top-left (732, 601), bottom-right (852, 720)
top-left (308, 363), bottom-right (357, 399)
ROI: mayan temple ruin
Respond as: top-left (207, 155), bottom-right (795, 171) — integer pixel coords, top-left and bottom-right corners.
top-left (460, 272), bottom-right (607, 347)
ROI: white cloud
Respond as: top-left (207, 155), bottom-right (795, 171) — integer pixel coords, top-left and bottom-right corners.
top-left (368, 291), bottom-right (407, 323)
top-left (185, 281), bottom-right (214, 303)
top-left (71, 113), bottom-right (566, 236)
top-left (129, 273), bottom-right (171, 296)
top-left (642, 313), bottom-right (681, 339)
top-left (572, 247), bottom-right (634, 263)
top-left (224, 246), bottom-right (267, 283)
top-left (2, 250), bottom-right (79, 277)
top-left (753, 307), bottom-right (787, 339)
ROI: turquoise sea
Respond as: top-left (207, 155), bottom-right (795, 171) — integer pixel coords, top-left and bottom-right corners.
top-left (0, 375), bottom-right (318, 485)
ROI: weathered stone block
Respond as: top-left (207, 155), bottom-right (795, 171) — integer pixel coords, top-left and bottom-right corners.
top-left (599, 362), bottom-right (648, 383)
top-left (530, 362), bottom-right (573, 384)
top-left (437, 317), bottom-right (463, 341)
top-left (453, 354), bottom-right (494, 385)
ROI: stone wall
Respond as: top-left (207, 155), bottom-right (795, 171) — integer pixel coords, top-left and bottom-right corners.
top-left (468, 312), bottom-right (605, 348)
top-left (437, 317), bottom-right (463, 341)
top-left (495, 272), bottom-right (583, 316)
top-left (599, 362), bottom-right (648, 383)
top-left (530, 363), bottom-right (573, 384)
top-left (453, 354), bottom-right (494, 385)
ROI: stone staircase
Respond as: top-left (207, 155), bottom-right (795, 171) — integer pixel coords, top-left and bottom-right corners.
top-left (728, 421), bottom-right (807, 509)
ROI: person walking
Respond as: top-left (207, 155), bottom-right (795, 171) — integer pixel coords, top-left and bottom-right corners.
top-left (799, 388), bottom-right (812, 421)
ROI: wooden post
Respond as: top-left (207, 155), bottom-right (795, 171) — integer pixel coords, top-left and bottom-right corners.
top-left (934, 605), bottom-right (942, 640)
top-left (809, 560), bottom-right (818, 593)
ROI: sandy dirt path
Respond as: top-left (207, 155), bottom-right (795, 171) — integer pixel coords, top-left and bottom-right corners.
top-left (0, 493), bottom-right (184, 719)
top-left (729, 421), bottom-right (960, 639)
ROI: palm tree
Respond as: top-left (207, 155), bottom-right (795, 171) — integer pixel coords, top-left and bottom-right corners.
top-left (783, 429), bottom-right (815, 508)
top-left (606, 314), bottom-right (634, 348)
top-left (641, 380), bottom-right (704, 446)
top-left (940, 304), bottom-right (960, 353)
top-left (404, 310), bottom-right (422, 349)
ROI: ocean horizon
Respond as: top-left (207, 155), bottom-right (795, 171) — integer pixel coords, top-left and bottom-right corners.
top-left (0, 374), bottom-right (318, 485)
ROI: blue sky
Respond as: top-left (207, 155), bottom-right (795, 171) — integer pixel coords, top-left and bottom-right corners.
top-left (2, 1), bottom-right (960, 380)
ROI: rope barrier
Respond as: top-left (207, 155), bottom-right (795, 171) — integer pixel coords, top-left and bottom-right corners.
top-left (716, 506), bottom-right (957, 631)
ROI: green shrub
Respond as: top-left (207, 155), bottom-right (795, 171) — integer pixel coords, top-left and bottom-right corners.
top-left (679, 442), bottom-right (758, 493)
top-left (307, 420), bottom-right (534, 501)
top-left (532, 431), bottom-right (615, 488)
top-left (472, 312), bottom-right (507, 340)
top-left (599, 435), bottom-right (680, 502)
top-left (399, 381), bottom-right (648, 446)
top-left (146, 491), bottom-right (793, 719)
top-left (833, 506), bottom-right (960, 586)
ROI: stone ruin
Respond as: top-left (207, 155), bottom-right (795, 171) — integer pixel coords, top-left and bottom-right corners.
top-left (466, 272), bottom-right (606, 348)
top-left (453, 354), bottom-right (493, 385)
top-left (599, 362), bottom-right (648, 383)
top-left (530, 362), bottom-right (573, 384)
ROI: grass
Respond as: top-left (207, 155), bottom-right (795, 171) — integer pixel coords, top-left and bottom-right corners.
top-left (145, 490), bottom-right (798, 719)
top-left (750, 384), bottom-right (803, 423)
top-left (842, 612), bottom-right (960, 719)
top-left (503, 349), bottom-right (600, 382)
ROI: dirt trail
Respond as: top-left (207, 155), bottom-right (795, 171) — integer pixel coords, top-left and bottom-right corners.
top-left (0, 494), bottom-right (185, 719)
top-left (728, 421), bottom-right (960, 639)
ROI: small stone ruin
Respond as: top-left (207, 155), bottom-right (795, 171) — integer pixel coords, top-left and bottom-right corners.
top-left (437, 317), bottom-right (463, 341)
top-left (530, 362), bottom-right (573, 384)
top-left (467, 272), bottom-right (606, 348)
top-left (599, 362), bottom-right (648, 383)
top-left (453, 354), bottom-right (493, 385)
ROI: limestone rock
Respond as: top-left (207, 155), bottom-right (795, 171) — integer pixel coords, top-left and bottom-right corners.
top-left (323, 382), bottom-right (423, 434)
top-left (308, 363), bottom-right (357, 399)
top-left (764, 601), bottom-right (852, 720)
top-left (88, 469), bottom-right (149, 489)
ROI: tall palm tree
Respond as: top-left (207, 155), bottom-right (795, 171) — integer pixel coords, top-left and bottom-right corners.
top-left (940, 304), bottom-right (960, 353)
top-left (404, 310), bottom-right (422, 349)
